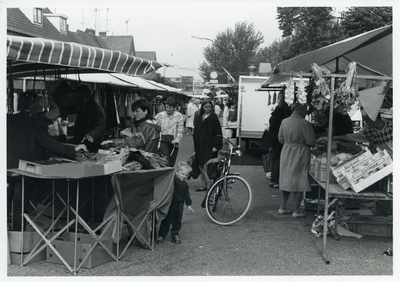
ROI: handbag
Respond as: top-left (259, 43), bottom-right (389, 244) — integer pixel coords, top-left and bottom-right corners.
top-left (262, 150), bottom-right (273, 172)
top-left (187, 153), bottom-right (201, 180)
top-left (206, 158), bottom-right (221, 179)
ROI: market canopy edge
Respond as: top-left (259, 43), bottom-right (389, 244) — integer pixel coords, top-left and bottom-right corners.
top-left (7, 35), bottom-right (166, 78)
top-left (264, 25), bottom-right (392, 86)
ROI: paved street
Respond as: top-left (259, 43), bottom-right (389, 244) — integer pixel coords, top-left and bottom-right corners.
top-left (7, 130), bottom-right (393, 277)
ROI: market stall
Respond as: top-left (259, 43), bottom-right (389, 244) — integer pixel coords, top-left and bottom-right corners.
top-left (6, 34), bottom-right (173, 272)
top-left (263, 25), bottom-right (393, 264)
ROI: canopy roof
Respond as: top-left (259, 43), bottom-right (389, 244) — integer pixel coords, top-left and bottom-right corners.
top-left (264, 25), bottom-right (392, 85)
top-left (110, 73), bottom-right (181, 93)
top-left (62, 73), bottom-right (138, 87)
top-left (7, 35), bottom-right (165, 78)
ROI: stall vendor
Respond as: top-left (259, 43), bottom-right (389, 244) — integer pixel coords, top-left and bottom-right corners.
top-left (122, 97), bottom-right (161, 154)
top-left (53, 82), bottom-right (105, 152)
top-left (7, 91), bottom-right (87, 229)
top-left (334, 111), bottom-right (392, 158)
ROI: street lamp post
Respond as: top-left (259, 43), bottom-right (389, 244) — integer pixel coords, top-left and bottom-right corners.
top-left (191, 35), bottom-right (216, 76)
top-left (191, 35), bottom-right (218, 103)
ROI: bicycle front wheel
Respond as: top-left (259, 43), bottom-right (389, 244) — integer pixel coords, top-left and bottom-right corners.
top-left (205, 175), bottom-right (252, 225)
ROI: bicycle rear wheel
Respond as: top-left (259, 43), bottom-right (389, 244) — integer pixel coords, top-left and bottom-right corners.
top-left (205, 175), bottom-right (252, 225)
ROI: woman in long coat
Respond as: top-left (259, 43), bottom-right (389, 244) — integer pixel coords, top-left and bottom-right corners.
top-left (278, 103), bottom-right (316, 218)
top-left (193, 99), bottom-right (223, 191)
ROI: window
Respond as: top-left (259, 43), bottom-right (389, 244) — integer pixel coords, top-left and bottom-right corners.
top-left (60, 18), bottom-right (67, 32)
top-left (33, 8), bottom-right (43, 24)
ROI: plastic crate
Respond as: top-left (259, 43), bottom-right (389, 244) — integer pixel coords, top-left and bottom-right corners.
top-left (347, 222), bottom-right (392, 237)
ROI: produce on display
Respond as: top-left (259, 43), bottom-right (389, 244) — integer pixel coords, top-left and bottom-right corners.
top-left (296, 75), bottom-right (307, 105)
top-left (310, 63), bottom-right (331, 126)
top-left (284, 76), bottom-right (295, 105)
top-left (333, 62), bottom-right (359, 115)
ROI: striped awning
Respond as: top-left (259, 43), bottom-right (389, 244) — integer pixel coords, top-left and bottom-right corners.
top-left (7, 35), bottom-right (166, 78)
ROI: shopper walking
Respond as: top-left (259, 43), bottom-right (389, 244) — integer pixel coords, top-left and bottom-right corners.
top-left (192, 99), bottom-right (223, 191)
top-left (278, 103), bottom-right (316, 218)
top-left (186, 98), bottom-right (197, 135)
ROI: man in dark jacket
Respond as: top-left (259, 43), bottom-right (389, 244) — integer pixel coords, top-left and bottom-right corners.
top-left (71, 84), bottom-right (106, 152)
top-left (53, 82), bottom-right (106, 152)
top-left (7, 91), bottom-right (87, 229)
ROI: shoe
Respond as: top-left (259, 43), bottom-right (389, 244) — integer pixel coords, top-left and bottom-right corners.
top-left (278, 209), bottom-right (291, 215)
top-left (156, 236), bottom-right (165, 244)
top-left (171, 234), bottom-right (182, 244)
top-left (292, 212), bottom-right (306, 218)
top-left (195, 187), bottom-right (207, 192)
top-left (269, 182), bottom-right (279, 189)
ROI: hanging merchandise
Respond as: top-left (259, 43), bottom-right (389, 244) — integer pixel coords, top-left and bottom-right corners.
top-left (267, 91), bottom-right (271, 106)
top-left (284, 76), bottom-right (295, 105)
top-left (310, 63), bottom-right (331, 126)
top-left (272, 91), bottom-right (277, 105)
top-left (334, 62), bottom-right (359, 115)
top-left (296, 73), bottom-right (307, 105)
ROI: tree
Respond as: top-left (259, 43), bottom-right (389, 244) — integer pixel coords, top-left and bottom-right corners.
top-left (340, 7), bottom-right (392, 37)
top-left (198, 21), bottom-right (264, 83)
top-left (253, 38), bottom-right (290, 69)
top-left (276, 7), bottom-right (343, 60)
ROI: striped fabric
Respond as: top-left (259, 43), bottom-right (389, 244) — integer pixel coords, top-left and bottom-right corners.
top-left (7, 35), bottom-right (165, 77)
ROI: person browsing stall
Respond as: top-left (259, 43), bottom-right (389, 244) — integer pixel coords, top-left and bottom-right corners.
top-left (278, 103), bottom-right (316, 218)
top-left (157, 161), bottom-right (194, 244)
top-left (154, 97), bottom-right (184, 166)
top-left (122, 98), bottom-right (161, 154)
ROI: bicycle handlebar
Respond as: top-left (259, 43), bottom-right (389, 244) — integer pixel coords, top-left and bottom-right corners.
top-left (217, 135), bottom-right (240, 150)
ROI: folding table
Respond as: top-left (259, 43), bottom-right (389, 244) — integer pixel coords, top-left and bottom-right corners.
top-left (7, 168), bottom-right (117, 274)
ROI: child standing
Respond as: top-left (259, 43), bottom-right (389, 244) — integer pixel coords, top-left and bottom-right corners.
top-left (157, 161), bottom-right (194, 244)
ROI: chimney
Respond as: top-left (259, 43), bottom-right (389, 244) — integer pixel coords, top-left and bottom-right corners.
top-left (248, 63), bottom-right (258, 76)
top-left (85, 28), bottom-right (95, 37)
top-left (99, 31), bottom-right (107, 38)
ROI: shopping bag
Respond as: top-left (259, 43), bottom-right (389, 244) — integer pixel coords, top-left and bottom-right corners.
top-left (187, 153), bottom-right (200, 180)
top-left (262, 151), bottom-right (273, 172)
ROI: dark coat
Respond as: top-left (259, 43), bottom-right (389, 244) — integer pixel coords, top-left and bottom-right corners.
top-left (269, 106), bottom-right (286, 148)
top-left (193, 112), bottom-right (222, 165)
top-left (72, 98), bottom-right (105, 152)
top-left (7, 111), bottom-right (76, 169)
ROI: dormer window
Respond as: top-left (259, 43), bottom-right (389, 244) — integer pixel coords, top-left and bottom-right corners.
top-left (33, 8), bottom-right (43, 24)
top-left (60, 17), bottom-right (67, 32)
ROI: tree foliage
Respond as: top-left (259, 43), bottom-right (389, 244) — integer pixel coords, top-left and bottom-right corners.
top-left (198, 21), bottom-right (264, 83)
top-left (276, 7), bottom-right (343, 60)
top-left (340, 7), bottom-right (392, 37)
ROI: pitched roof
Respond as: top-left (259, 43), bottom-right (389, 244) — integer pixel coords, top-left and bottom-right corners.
top-left (7, 8), bottom-right (79, 43)
top-left (102, 36), bottom-right (136, 55)
top-left (135, 51), bottom-right (157, 61)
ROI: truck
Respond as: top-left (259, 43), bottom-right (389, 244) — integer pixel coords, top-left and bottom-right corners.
top-left (236, 75), bottom-right (279, 154)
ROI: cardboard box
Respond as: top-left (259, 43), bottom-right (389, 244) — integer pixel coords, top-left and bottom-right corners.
top-left (8, 231), bottom-right (44, 253)
top-left (331, 149), bottom-right (373, 189)
top-left (46, 233), bottom-right (113, 269)
top-left (10, 249), bottom-right (46, 265)
top-left (19, 159), bottom-right (122, 178)
top-left (344, 150), bottom-right (393, 193)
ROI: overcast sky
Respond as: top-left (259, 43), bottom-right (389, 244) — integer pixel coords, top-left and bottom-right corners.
top-left (3, 0), bottom-right (393, 81)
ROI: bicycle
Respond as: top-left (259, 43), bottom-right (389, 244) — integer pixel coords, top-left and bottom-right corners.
top-left (204, 136), bottom-right (252, 225)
